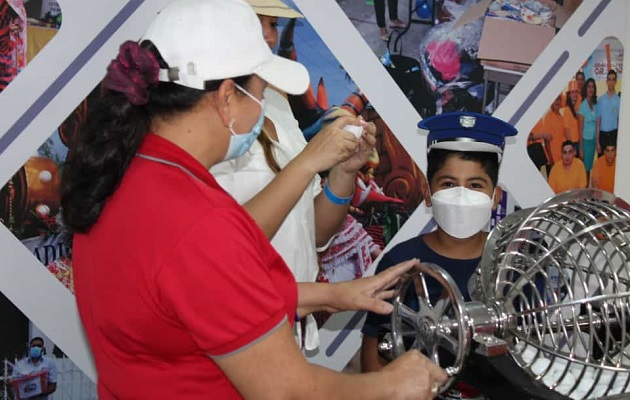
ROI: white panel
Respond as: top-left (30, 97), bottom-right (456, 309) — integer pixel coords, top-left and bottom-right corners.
top-left (497, 0), bottom-right (626, 207)
top-left (297, 0), bottom-right (629, 372)
top-left (1, 0), bottom-right (628, 382)
top-left (618, 3), bottom-right (630, 200)
top-left (0, 0), bottom-right (173, 382)
top-left (291, 0), bottom-right (426, 170)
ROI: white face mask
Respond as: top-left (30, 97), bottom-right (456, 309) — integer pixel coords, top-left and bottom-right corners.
top-left (430, 186), bottom-right (494, 239)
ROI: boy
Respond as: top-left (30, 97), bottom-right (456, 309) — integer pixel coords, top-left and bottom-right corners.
top-left (547, 140), bottom-right (587, 194)
top-left (360, 112), bottom-right (517, 400)
top-left (590, 141), bottom-right (616, 193)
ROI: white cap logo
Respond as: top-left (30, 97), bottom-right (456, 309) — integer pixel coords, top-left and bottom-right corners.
top-left (459, 115), bottom-right (476, 128)
top-left (187, 62), bottom-right (197, 76)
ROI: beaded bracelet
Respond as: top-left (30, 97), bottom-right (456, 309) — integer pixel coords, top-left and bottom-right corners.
top-left (323, 181), bottom-right (353, 205)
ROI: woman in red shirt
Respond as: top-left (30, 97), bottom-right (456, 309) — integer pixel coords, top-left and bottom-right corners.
top-left (60, 0), bottom-right (446, 399)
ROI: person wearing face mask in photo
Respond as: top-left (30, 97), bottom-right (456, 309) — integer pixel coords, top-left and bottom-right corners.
top-left (211, 0), bottom-right (377, 351)
top-left (360, 112), bottom-right (517, 400)
top-left (61, 0), bottom-right (447, 398)
top-left (10, 337), bottom-right (58, 399)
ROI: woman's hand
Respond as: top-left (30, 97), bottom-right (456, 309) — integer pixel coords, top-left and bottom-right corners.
top-left (339, 118), bottom-right (377, 174)
top-left (296, 259), bottom-right (420, 318)
top-left (294, 116), bottom-right (360, 175)
top-left (383, 349), bottom-right (448, 400)
top-left (327, 258), bottom-right (420, 314)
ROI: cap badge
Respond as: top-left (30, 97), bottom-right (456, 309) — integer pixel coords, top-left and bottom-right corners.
top-left (459, 115), bottom-right (476, 128)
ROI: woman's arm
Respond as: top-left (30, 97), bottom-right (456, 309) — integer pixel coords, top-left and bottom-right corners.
top-left (296, 258), bottom-right (418, 317)
top-left (529, 131), bottom-right (551, 142)
top-left (578, 114), bottom-right (584, 160)
top-left (212, 254), bottom-right (436, 394)
top-left (313, 121), bottom-right (377, 247)
top-left (562, 111), bottom-right (571, 141)
top-left (596, 110), bottom-right (601, 155)
top-left (361, 335), bottom-right (389, 372)
top-left (312, 166), bottom-right (354, 246)
top-left (216, 321), bottom-right (446, 400)
top-left (242, 116), bottom-right (358, 239)
top-left (528, 131), bottom-right (553, 164)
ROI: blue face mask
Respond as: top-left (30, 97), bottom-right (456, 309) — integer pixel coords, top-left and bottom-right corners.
top-left (222, 84), bottom-right (265, 162)
top-left (29, 346), bottom-right (42, 359)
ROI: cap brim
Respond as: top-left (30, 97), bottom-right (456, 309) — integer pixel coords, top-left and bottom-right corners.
top-left (429, 141), bottom-right (502, 154)
top-left (255, 54), bottom-right (309, 95)
top-left (251, 5), bottom-right (303, 18)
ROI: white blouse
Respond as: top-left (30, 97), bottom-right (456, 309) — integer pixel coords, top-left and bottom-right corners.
top-left (210, 88), bottom-right (322, 349)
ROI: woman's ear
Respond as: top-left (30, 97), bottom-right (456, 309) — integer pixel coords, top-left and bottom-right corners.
top-left (492, 186), bottom-right (503, 211)
top-left (216, 79), bottom-right (238, 127)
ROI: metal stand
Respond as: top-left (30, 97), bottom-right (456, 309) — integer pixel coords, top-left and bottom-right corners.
top-left (481, 64), bottom-right (525, 112)
top-left (407, 0), bottom-right (441, 27)
top-left (391, 0), bottom-right (441, 54)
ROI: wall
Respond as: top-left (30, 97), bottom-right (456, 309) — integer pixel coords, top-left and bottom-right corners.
top-left (0, 0), bottom-right (628, 382)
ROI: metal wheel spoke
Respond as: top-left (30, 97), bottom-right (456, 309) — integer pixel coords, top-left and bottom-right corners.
top-left (398, 303), bottom-right (419, 329)
top-left (437, 330), bottom-right (459, 354)
top-left (431, 344), bottom-right (441, 365)
top-left (434, 295), bottom-right (451, 318)
top-left (389, 263), bottom-right (469, 395)
top-left (413, 273), bottom-right (433, 310)
top-left (400, 324), bottom-right (417, 338)
top-left (410, 336), bottom-right (420, 352)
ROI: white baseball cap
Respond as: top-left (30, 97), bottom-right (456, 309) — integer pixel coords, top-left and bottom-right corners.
top-left (247, 0), bottom-right (304, 18)
top-left (141, 0), bottom-right (309, 95)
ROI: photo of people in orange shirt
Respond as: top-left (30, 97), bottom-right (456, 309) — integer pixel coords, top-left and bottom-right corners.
top-left (527, 37), bottom-right (622, 195)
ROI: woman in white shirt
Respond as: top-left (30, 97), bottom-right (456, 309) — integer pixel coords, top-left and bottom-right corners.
top-left (210, 0), bottom-right (375, 350)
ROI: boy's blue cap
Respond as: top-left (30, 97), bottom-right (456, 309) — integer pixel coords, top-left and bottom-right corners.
top-left (418, 112), bottom-right (517, 161)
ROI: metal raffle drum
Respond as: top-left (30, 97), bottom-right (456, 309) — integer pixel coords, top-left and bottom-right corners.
top-left (383, 189), bottom-right (630, 399)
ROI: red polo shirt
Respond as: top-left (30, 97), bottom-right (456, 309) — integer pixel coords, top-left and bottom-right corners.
top-left (73, 133), bottom-right (297, 399)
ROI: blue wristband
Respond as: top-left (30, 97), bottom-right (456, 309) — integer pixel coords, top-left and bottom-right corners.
top-left (324, 182), bottom-right (353, 205)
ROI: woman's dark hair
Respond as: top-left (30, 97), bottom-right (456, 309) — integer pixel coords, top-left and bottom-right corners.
top-left (582, 78), bottom-right (597, 105)
top-left (575, 71), bottom-right (585, 81)
top-left (61, 41), bottom-right (252, 233)
top-left (427, 149), bottom-right (499, 187)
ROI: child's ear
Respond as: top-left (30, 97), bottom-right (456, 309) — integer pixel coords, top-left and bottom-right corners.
top-left (421, 174), bottom-right (432, 206)
top-left (492, 186), bottom-right (503, 211)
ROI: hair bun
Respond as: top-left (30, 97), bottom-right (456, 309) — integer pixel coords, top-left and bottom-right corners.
top-left (102, 41), bottom-right (160, 105)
